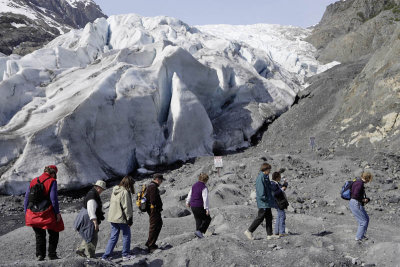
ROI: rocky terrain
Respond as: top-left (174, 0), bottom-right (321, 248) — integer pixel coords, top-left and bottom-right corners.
top-left (307, 0), bottom-right (400, 63)
top-left (0, 0), bottom-right (399, 266)
top-left (0, 0), bottom-right (106, 55)
top-left (0, 148), bottom-right (399, 267)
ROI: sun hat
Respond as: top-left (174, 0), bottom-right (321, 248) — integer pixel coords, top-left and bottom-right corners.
top-left (94, 180), bottom-right (106, 190)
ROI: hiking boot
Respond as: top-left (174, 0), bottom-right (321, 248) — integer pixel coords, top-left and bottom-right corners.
top-left (267, 235), bottom-right (280, 240)
top-left (36, 255), bottom-right (45, 261)
top-left (195, 230), bottom-right (204, 238)
top-left (122, 254), bottom-right (136, 261)
top-left (75, 249), bottom-right (86, 258)
top-left (48, 255), bottom-right (60, 260)
top-left (148, 245), bottom-right (159, 253)
top-left (244, 230), bottom-right (254, 240)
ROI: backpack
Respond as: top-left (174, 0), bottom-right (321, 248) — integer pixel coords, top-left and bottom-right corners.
top-left (340, 180), bottom-right (355, 200)
top-left (136, 184), bottom-right (147, 212)
top-left (27, 177), bottom-right (51, 211)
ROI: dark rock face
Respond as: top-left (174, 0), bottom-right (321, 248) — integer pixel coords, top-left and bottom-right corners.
top-left (307, 0), bottom-right (400, 63)
top-left (27, 0), bottom-right (107, 28)
top-left (0, 0), bottom-right (107, 55)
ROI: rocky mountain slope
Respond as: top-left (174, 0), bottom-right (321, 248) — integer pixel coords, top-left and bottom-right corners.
top-left (264, 2), bottom-right (400, 167)
top-left (0, 0), bottom-right (106, 55)
top-left (307, 0), bottom-right (400, 63)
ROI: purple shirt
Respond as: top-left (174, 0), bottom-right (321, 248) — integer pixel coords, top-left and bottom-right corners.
top-left (24, 180), bottom-right (59, 214)
top-left (190, 181), bottom-right (206, 208)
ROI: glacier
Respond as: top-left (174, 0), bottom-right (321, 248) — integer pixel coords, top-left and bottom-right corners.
top-left (0, 14), bottom-right (338, 194)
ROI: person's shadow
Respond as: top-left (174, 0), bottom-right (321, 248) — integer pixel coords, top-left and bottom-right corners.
top-left (133, 259), bottom-right (163, 266)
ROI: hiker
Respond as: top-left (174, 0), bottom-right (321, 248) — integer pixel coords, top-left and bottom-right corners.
top-left (102, 176), bottom-right (136, 261)
top-left (244, 163), bottom-right (278, 240)
top-left (74, 180), bottom-right (106, 258)
top-left (186, 173), bottom-right (211, 238)
top-left (349, 172), bottom-right (372, 242)
top-left (24, 165), bottom-right (64, 261)
top-left (270, 172), bottom-right (289, 237)
top-left (145, 173), bottom-right (165, 253)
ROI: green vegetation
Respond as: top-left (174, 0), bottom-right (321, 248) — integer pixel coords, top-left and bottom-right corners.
top-left (392, 6), bottom-right (400, 14)
top-left (384, 1), bottom-right (396, 10)
top-left (357, 12), bottom-right (366, 22)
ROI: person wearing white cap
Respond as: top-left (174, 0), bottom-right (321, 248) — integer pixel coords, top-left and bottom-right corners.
top-left (74, 180), bottom-right (106, 258)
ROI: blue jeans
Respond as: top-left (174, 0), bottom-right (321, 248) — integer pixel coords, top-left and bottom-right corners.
top-left (349, 199), bottom-right (369, 240)
top-left (102, 223), bottom-right (131, 258)
top-left (274, 208), bottom-right (286, 235)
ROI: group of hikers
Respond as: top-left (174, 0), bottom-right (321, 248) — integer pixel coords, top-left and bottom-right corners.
top-left (23, 163), bottom-right (373, 261)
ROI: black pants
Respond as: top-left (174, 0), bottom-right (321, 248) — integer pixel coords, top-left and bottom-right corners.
top-left (248, 208), bottom-right (273, 235)
top-left (33, 227), bottom-right (59, 257)
top-left (191, 207), bottom-right (211, 233)
top-left (145, 209), bottom-right (163, 248)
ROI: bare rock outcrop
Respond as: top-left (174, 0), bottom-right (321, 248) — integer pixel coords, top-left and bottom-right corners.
top-left (307, 0), bottom-right (400, 63)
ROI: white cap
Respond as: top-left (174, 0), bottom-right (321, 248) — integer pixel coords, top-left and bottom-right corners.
top-left (94, 180), bottom-right (106, 190)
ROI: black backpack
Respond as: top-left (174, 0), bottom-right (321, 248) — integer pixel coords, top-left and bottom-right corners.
top-left (274, 190), bottom-right (289, 210)
top-left (28, 177), bottom-right (51, 211)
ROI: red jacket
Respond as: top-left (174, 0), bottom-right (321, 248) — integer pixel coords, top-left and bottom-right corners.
top-left (25, 173), bottom-right (64, 232)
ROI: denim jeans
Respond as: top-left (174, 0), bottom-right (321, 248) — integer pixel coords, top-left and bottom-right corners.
top-left (102, 223), bottom-right (131, 258)
top-left (274, 208), bottom-right (286, 235)
top-left (349, 199), bottom-right (369, 240)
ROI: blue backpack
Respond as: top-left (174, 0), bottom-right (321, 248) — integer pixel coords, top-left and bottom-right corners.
top-left (340, 180), bottom-right (354, 200)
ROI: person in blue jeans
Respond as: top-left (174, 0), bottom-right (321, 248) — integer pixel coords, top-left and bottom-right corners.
top-left (270, 172), bottom-right (288, 236)
top-left (349, 172), bottom-right (372, 242)
top-left (102, 176), bottom-right (136, 262)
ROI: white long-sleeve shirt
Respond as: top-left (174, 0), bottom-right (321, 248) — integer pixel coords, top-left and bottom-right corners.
top-left (186, 187), bottom-right (209, 210)
top-left (87, 199), bottom-right (98, 220)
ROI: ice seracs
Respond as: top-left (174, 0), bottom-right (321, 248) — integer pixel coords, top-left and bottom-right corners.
top-left (0, 14), bottom-right (338, 194)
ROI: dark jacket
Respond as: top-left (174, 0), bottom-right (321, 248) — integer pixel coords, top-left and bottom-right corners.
top-left (270, 180), bottom-right (289, 210)
top-left (351, 179), bottom-right (366, 203)
top-left (145, 181), bottom-right (163, 212)
top-left (84, 188), bottom-right (105, 224)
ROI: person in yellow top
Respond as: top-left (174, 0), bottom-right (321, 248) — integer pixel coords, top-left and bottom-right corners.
top-left (102, 176), bottom-right (136, 262)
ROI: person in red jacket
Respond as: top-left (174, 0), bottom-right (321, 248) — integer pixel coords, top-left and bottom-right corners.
top-left (24, 165), bottom-right (64, 261)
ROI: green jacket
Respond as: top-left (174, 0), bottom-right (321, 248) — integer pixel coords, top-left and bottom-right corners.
top-left (107, 186), bottom-right (133, 224)
top-left (255, 171), bottom-right (274, 209)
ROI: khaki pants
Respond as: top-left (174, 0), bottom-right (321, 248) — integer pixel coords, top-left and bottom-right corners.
top-left (77, 230), bottom-right (98, 258)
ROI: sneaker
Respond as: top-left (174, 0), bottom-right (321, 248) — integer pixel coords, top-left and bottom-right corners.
top-left (195, 230), bottom-right (204, 238)
top-left (101, 256), bottom-right (112, 262)
top-left (36, 255), bottom-right (45, 261)
top-left (267, 235), bottom-right (280, 240)
top-left (75, 250), bottom-right (86, 258)
top-left (279, 233), bottom-right (289, 237)
top-left (362, 236), bottom-right (369, 240)
top-left (244, 230), bottom-right (254, 240)
top-left (122, 254), bottom-right (136, 261)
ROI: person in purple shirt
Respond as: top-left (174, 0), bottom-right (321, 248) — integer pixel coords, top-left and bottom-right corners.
top-left (186, 173), bottom-right (211, 238)
top-left (349, 172), bottom-right (373, 242)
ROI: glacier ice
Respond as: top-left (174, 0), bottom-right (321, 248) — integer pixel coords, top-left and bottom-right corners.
top-left (0, 14), bottom-right (337, 194)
